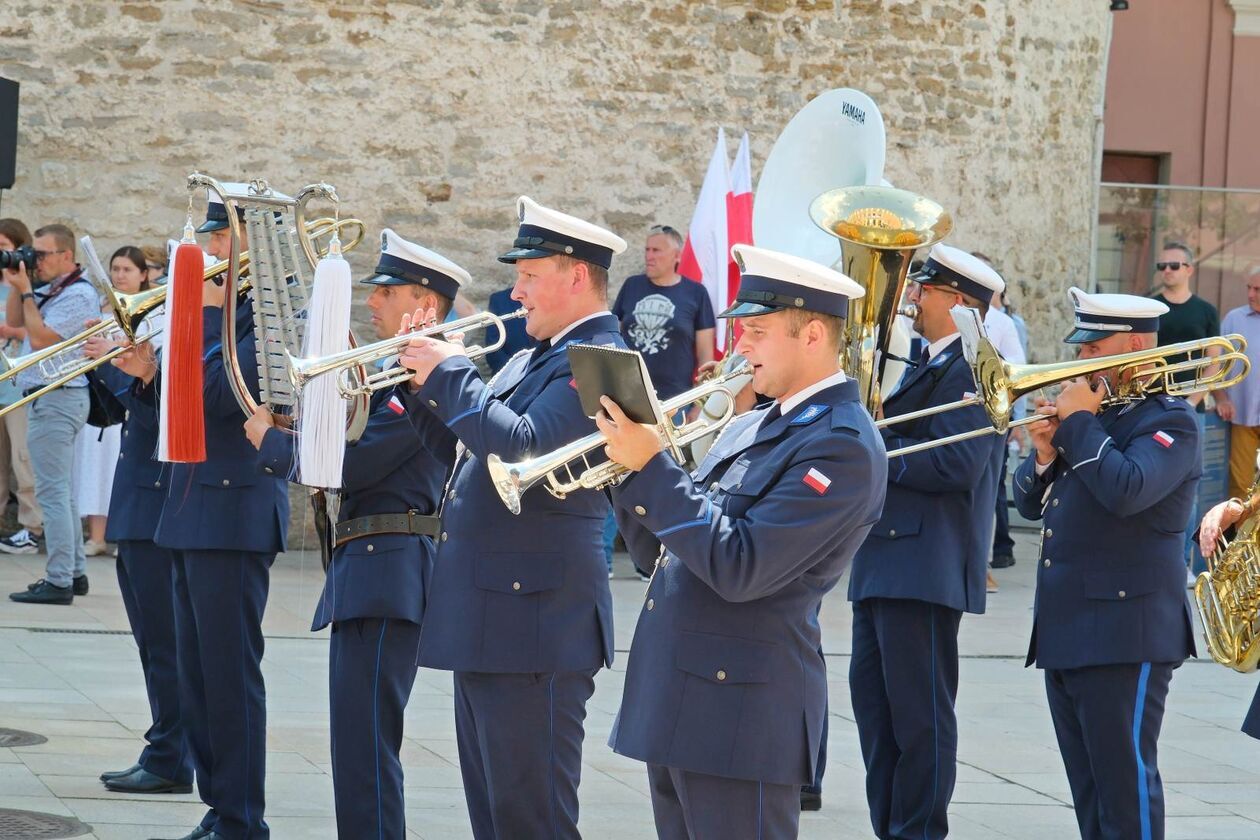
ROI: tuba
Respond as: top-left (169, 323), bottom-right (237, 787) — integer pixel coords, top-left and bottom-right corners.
top-left (1196, 485), bottom-right (1260, 672)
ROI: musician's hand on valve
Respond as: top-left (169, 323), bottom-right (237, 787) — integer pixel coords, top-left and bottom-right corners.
top-left (82, 331), bottom-right (114, 361)
top-left (596, 396), bottom-right (663, 472)
top-left (244, 405), bottom-right (275, 451)
top-left (399, 336), bottom-right (463, 387)
top-left (1028, 397), bottom-right (1060, 466)
top-left (1199, 498), bottom-right (1249, 558)
top-left (1055, 377), bottom-right (1105, 420)
top-left (111, 342), bottom-right (156, 384)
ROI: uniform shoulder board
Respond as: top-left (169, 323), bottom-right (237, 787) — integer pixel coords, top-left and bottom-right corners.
top-left (790, 404), bottom-right (831, 425)
top-left (830, 402), bottom-right (866, 432)
top-left (1155, 394), bottom-right (1187, 412)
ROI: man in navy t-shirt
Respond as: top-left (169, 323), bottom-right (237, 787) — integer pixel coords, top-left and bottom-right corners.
top-left (612, 225), bottom-right (716, 399)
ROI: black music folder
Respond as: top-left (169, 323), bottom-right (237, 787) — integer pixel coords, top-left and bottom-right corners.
top-left (567, 344), bottom-right (663, 425)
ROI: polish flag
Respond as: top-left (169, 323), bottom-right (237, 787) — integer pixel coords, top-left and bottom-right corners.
top-left (803, 467), bottom-right (832, 496)
top-left (387, 395), bottom-right (405, 415)
top-left (724, 132), bottom-right (755, 353)
top-left (678, 128), bottom-right (730, 350)
top-left (1153, 430), bottom-right (1174, 448)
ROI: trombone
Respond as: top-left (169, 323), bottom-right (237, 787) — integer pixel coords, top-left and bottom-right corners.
top-left (880, 307), bottom-right (1250, 458)
top-left (0, 217), bottom-right (364, 417)
top-left (285, 308), bottom-right (528, 398)
top-left (485, 361), bottom-right (753, 515)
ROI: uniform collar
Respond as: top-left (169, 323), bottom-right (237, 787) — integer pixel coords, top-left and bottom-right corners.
top-left (779, 369), bottom-right (848, 415)
top-left (925, 332), bottom-right (958, 361)
top-left (551, 310), bottom-right (613, 345)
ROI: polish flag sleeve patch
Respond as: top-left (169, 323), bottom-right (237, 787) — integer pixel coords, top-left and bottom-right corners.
top-left (803, 467), bottom-right (832, 495)
top-left (1153, 430), bottom-right (1174, 448)
top-left (387, 395), bottom-right (406, 415)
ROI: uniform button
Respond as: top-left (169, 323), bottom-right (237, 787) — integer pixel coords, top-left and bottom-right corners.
top-left (441, 531), bottom-right (448, 542)
top-left (1118, 590), bottom-right (1126, 599)
top-left (264, 466), bottom-right (273, 474)
top-left (659, 556), bottom-right (669, 568)
top-left (716, 669), bottom-right (727, 681)
top-left (1052, 498), bottom-right (1059, 507)
top-left (888, 529), bottom-right (896, 537)
top-left (512, 581), bottom-right (521, 591)
top-left (1056, 446), bottom-right (1065, 454)
top-left (448, 490), bottom-right (456, 501)
top-left (221, 479), bottom-right (230, 486)
top-left (1045, 528), bottom-right (1053, 538)
top-left (710, 481), bottom-right (719, 492)
top-left (634, 505), bottom-right (646, 516)
top-left (118, 452), bottom-right (124, 459)
top-left (153, 481), bottom-right (160, 488)
top-left (428, 399), bottom-right (438, 408)
top-left (646, 598), bottom-right (654, 610)
top-left (1043, 558), bottom-right (1051, 568)
top-left (366, 544), bottom-right (374, 552)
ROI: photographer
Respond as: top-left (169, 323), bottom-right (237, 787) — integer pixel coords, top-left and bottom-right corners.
top-left (0, 219), bottom-right (42, 552)
top-left (6, 224), bottom-right (100, 605)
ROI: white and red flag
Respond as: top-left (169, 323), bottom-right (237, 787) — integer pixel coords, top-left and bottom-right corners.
top-left (678, 129), bottom-right (731, 352)
top-left (724, 132), bottom-right (755, 352)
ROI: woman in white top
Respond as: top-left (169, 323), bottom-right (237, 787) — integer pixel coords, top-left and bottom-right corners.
top-left (75, 246), bottom-right (149, 556)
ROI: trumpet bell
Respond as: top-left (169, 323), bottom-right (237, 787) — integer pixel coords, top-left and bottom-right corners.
top-left (486, 454), bottom-right (527, 516)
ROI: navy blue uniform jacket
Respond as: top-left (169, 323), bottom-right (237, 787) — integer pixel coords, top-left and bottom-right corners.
top-left (415, 314), bottom-right (624, 673)
top-left (143, 301), bottom-right (289, 554)
top-left (1012, 394), bottom-right (1200, 669)
top-left (96, 363), bottom-right (169, 542)
top-left (257, 384), bottom-right (457, 629)
top-left (609, 378), bottom-right (887, 786)
top-left (848, 336), bottom-right (1004, 614)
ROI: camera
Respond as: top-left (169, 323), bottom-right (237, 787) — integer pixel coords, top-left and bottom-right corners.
top-left (0, 244), bottom-right (35, 271)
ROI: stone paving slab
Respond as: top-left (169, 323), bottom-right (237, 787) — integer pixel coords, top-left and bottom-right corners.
top-left (0, 531), bottom-right (1258, 838)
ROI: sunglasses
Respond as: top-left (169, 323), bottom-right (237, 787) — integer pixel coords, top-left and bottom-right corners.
top-left (649, 224), bottom-right (680, 236)
top-left (1156, 261), bottom-right (1190, 271)
top-left (33, 249), bottom-right (64, 261)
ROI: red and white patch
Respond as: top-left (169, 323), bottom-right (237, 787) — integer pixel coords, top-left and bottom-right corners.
top-left (803, 467), bottom-right (832, 495)
top-left (568, 377), bottom-right (577, 389)
top-left (387, 395), bottom-right (406, 415)
top-left (1153, 430), bottom-right (1174, 448)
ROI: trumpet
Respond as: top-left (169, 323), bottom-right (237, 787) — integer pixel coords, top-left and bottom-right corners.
top-left (486, 362), bottom-right (753, 515)
top-left (285, 308), bottom-right (528, 398)
top-left (0, 216), bottom-right (364, 417)
top-left (880, 307), bottom-right (1250, 458)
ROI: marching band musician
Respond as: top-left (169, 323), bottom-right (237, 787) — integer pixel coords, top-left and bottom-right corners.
top-left (244, 230), bottom-right (462, 839)
top-left (116, 192), bottom-right (287, 840)
top-left (397, 197), bottom-right (626, 838)
top-left (82, 295), bottom-right (193, 796)
top-left (1013, 288), bottom-right (1198, 840)
top-left (847, 244), bottom-right (1006, 840)
top-left (595, 244), bottom-right (886, 839)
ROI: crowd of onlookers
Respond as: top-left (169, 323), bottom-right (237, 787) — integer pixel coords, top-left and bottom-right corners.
top-left (0, 216), bottom-right (166, 576)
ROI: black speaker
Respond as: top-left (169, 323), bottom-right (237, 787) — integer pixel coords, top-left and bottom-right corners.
top-left (0, 78), bottom-right (17, 190)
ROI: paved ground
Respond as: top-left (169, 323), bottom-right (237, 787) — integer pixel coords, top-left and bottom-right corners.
top-left (1, 528), bottom-right (1259, 839)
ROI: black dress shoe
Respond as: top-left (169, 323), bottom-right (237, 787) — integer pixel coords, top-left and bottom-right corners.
top-left (148, 828), bottom-right (211, 840)
top-left (800, 789), bottom-right (822, 811)
top-left (99, 762), bottom-right (141, 782)
top-left (990, 554), bottom-right (1015, 569)
top-left (104, 766), bottom-right (192, 794)
top-left (28, 575), bottom-right (88, 595)
top-left (10, 579), bottom-right (73, 605)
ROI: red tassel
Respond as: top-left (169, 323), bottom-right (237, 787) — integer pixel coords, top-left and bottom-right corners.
top-left (166, 242), bottom-right (206, 462)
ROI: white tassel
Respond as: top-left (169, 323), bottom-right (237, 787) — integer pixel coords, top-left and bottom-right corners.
top-left (297, 234), bottom-right (352, 488)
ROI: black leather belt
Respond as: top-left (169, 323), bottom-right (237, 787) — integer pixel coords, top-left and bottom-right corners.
top-left (334, 511), bottom-right (441, 548)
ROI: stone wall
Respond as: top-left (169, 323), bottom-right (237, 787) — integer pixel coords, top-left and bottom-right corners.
top-left (1, 0), bottom-right (1110, 363)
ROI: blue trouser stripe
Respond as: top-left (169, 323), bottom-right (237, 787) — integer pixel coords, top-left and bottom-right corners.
top-left (373, 620), bottom-right (388, 840)
top-left (1133, 661), bottom-right (1152, 840)
top-left (926, 609), bottom-right (938, 840)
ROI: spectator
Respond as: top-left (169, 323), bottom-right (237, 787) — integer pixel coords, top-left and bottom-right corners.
top-left (140, 244), bottom-right (167, 285)
top-left (611, 224), bottom-right (716, 578)
top-left (484, 284), bottom-right (537, 373)
top-left (0, 219), bottom-right (43, 546)
top-left (1152, 241), bottom-right (1221, 582)
top-left (1213, 265), bottom-right (1260, 500)
top-left (972, 253), bottom-right (1027, 577)
top-left (5, 224), bottom-right (100, 605)
top-left (75, 247), bottom-right (147, 556)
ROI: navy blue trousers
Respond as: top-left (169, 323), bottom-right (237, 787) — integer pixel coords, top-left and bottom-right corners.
top-left (116, 539), bottom-right (191, 783)
top-left (993, 436), bottom-right (1014, 558)
top-left (850, 597), bottom-right (962, 840)
top-left (329, 617), bottom-right (421, 840)
top-left (173, 549), bottom-right (272, 840)
top-left (1045, 662), bottom-right (1175, 840)
top-left (453, 669), bottom-right (597, 840)
top-left (647, 763), bottom-right (798, 840)
top-left (1243, 684), bottom-right (1260, 739)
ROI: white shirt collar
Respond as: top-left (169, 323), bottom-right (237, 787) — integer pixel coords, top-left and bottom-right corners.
top-left (551, 310), bottom-right (612, 345)
top-left (779, 369), bottom-right (848, 415)
top-left (925, 332), bottom-right (958, 360)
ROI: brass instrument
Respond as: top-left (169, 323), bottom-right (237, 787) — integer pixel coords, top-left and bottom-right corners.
top-left (285, 308), bottom-right (528, 398)
top-left (881, 307), bottom-right (1251, 458)
top-left (0, 217), bottom-right (363, 418)
top-left (1195, 487), bottom-right (1260, 672)
top-left (486, 362), bottom-right (753, 515)
top-left (809, 185), bottom-right (952, 414)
